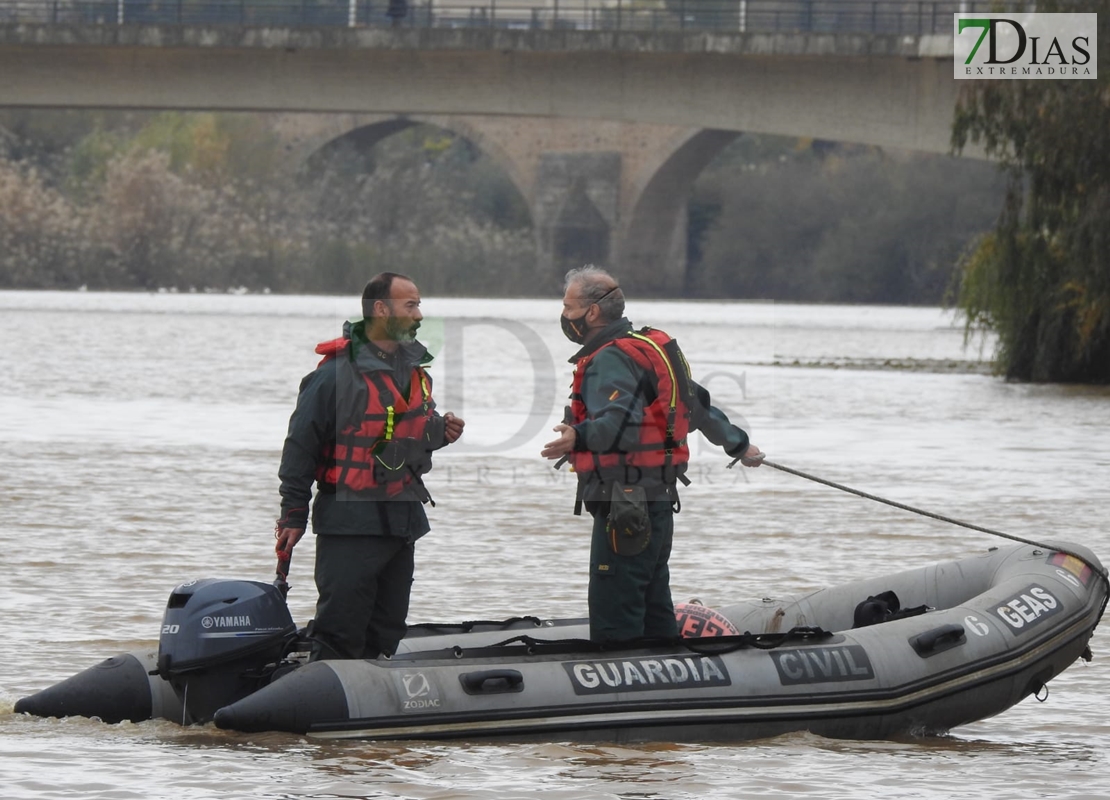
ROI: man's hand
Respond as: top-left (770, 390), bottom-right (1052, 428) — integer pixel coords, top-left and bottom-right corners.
top-left (541, 423), bottom-right (577, 459)
top-left (275, 526), bottom-right (307, 556)
top-left (739, 444), bottom-right (764, 467)
top-left (443, 412), bottom-right (465, 444)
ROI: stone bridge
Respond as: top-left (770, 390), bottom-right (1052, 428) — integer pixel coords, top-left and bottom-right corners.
top-left (0, 22), bottom-right (960, 291)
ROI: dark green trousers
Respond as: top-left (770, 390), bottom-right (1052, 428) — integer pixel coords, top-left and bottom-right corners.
top-left (588, 499), bottom-right (679, 643)
top-left (311, 534), bottom-right (415, 660)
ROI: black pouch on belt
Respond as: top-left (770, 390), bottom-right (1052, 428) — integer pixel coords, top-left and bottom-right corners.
top-left (372, 438), bottom-right (431, 485)
top-left (606, 482), bottom-right (651, 556)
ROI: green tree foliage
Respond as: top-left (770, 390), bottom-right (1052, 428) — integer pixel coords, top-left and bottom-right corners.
top-left (951, 2), bottom-right (1109, 382)
top-left (129, 112), bottom-right (288, 186)
top-left (0, 110), bottom-right (142, 178)
top-left (689, 137), bottom-right (1005, 304)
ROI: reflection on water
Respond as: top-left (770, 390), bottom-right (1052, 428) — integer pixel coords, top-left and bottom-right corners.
top-left (1, 291), bottom-right (1107, 800)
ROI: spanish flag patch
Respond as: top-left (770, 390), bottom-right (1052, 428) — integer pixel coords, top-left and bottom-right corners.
top-left (609, 390), bottom-right (620, 401)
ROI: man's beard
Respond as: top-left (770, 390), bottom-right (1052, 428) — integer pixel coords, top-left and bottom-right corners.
top-left (385, 314), bottom-right (419, 342)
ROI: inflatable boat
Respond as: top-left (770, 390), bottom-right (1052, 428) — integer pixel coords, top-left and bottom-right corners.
top-left (15, 541), bottom-right (1107, 743)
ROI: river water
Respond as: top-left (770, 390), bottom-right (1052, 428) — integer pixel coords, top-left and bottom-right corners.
top-left (1, 290), bottom-right (1107, 799)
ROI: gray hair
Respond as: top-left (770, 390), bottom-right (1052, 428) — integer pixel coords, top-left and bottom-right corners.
top-left (564, 265), bottom-right (625, 323)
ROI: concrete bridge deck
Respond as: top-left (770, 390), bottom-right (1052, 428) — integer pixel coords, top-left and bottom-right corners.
top-left (0, 24), bottom-right (956, 155)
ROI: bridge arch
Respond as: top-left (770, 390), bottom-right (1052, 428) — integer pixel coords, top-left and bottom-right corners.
top-left (277, 114), bottom-right (748, 294)
top-left (279, 113), bottom-right (533, 221)
top-left (619, 129), bottom-right (743, 294)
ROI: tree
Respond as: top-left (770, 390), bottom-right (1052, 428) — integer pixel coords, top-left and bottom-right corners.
top-left (951, 3), bottom-right (1110, 382)
top-left (688, 137), bottom-right (1004, 304)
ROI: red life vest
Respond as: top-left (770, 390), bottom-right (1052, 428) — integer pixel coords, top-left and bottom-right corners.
top-left (314, 338), bottom-right (435, 496)
top-left (568, 328), bottom-right (691, 481)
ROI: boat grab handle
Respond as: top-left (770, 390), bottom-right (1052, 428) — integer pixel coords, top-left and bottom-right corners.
top-left (459, 669), bottom-right (525, 695)
top-left (911, 624), bottom-right (967, 658)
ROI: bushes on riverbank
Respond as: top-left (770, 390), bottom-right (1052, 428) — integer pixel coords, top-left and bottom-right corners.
top-left (0, 112), bottom-right (535, 296)
top-left (1, 110), bottom-right (1002, 304)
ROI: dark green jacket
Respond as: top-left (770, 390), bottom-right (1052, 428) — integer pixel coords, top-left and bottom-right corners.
top-left (278, 320), bottom-right (448, 540)
top-left (569, 317), bottom-right (751, 501)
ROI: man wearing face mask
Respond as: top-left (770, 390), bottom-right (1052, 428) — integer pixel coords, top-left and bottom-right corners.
top-left (275, 272), bottom-right (465, 661)
top-left (541, 265), bottom-right (762, 644)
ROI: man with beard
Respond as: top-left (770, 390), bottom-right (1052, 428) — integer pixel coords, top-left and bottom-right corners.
top-left (275, 272), bottom-right (464, 661)
top-left (541, 266), bottom-right (762, 644)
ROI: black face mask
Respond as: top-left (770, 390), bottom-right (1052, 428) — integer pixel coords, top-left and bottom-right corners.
top-left (561, 312), bottom-right (588, 344)
top-left (561, 286), bottom-right (618, 344)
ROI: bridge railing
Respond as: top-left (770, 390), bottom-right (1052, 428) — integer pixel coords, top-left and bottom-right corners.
top-left (0, 0), bottom-right (1036, 36)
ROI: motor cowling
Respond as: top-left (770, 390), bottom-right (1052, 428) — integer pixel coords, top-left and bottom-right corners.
top-left (156, 578), bottom-right (297, 723)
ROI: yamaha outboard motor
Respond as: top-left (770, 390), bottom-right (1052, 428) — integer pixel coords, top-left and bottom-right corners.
top-left (156, 578), bottom-right (297, 723)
